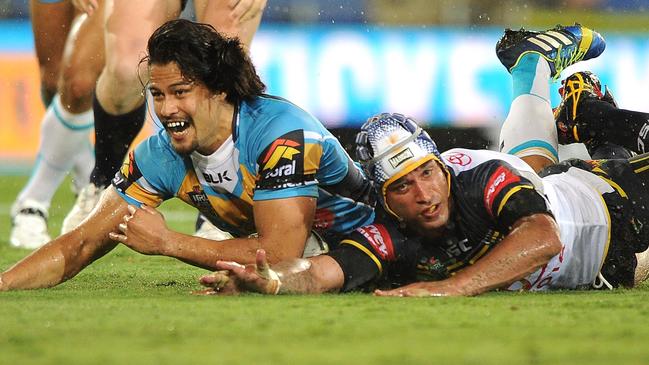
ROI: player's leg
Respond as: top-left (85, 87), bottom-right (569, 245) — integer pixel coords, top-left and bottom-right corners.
top-left (29, 0), bottom-right (74, 106)
top-left (10, 7), bottom-right (103, 249)
top-left (62, 0), bottom-right (182, 233)
top-left (555, 71), bottom-right (649, 157)
top-left (496, 25), bottom-right (606, 173)
top-left (195, 0), bottom-right (265, 51)
top-left (629, 153), bottom-right (649, 285)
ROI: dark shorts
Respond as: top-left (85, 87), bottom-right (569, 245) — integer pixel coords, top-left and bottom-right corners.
top-left (594, 156), bottom-right (649, 288)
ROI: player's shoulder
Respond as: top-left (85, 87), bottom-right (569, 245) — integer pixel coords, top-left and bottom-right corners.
top-left (442, 148), bottom-right (536, 175)
top-left (133, 129), bottom-right (185, 170)
top-left (239, 95), bottom-right (326, 137)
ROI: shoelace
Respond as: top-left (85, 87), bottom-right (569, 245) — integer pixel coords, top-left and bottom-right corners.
top-left (592, 272), bottom-right (613, 290)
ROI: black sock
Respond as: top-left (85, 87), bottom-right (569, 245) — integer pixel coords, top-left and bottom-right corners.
top-left (90, 94), bottom-right (146, 188)
top-left (579, 99), bottom-right (649, 155)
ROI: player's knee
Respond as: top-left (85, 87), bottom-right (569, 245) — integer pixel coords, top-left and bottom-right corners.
top-left (61, 73), bottom-right (96, 102)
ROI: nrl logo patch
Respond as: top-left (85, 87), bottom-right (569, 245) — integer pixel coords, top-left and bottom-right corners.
top-left (388, 148), bottom-right (414, 169)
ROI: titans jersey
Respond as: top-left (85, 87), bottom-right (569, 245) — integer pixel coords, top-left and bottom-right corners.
top-left (113, 95), bottom-right (374, 238)
top-left (330, 149), bottom-right (647, 292)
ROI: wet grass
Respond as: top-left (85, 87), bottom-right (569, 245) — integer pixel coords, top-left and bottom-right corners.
top-left (1, 175), bottom-right (649, 365)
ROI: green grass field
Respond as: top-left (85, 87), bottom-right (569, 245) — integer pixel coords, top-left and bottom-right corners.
top-left (1, 175), bottom-right (649, 365)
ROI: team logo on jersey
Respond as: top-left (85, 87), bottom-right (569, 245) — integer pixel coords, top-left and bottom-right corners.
top-left (484, 165), bottom-right (520, 214)
top-left (445, 152), bottom-right (472, 166)
top-left (257, 130), bottom-right (307, 190)
top-left (356, 224), bottom-right (395, 260)
top-left (314, 208), bottom-right (335, 231)
top-left (388, 148), bottom-right (414, 169)
top-left (187, 185), bottom-right (212, 210)
top-left (113, 151), bottom-right (142, 192)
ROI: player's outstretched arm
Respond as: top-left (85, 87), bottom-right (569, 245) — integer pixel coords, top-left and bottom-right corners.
top-left (375, 213), bottom-right (562, 297)
top-left (0, 187), bottom-right (127, 291)
top-left (198, 249), bottom-right (345, 295)
top-left (109, 196), bottom-right (316, 269)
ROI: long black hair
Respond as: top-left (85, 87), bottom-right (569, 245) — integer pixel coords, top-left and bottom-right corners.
top-left (141, 19), bottom-right (265, 104)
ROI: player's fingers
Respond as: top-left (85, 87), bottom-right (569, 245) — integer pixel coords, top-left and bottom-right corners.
top-left (118, 223), bottom-right (127, 233)
top-left (214, 260), bottom-right (246, 272)
top-left (127, 205), bottom-right (137, 215)
top-left (373, 289), bottom-right (403, 297)
top-left (255, 249), bottom-right (269, 271)
top-left (191, 288), bottom-right (218, 296)
top-left (108, 232), bottom-right (126, 242)
top-left (199, 271), bottom-right (230, 288)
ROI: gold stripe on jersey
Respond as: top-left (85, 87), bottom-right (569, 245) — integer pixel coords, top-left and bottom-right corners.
top-left (239, 164), bottom-right (256, 204)
top-left (303, 142), bottom-right (324, 175)
top-left (496, 184), bottom-right (534, 216)
top-left (124, 182), bottom-right (164, 207)
top-left (340, 239), bottom-right (383, 274)
top-left (630, 154), bottom-right (649, 173)
top-left (591, 167), bottom-right (628, 198)
top-left (207, 194), bottom-right (254, 228)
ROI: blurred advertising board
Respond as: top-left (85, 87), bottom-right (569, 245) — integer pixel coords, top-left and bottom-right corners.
top-left (1, 21), bottom-right (648, 161)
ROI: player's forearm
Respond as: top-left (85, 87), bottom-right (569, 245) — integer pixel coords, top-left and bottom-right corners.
top-left (272, 255), bottom-right (344, 294)
top-left (1, 227), bottom-right (120, 291)
top-left (450, 214), bottom-right (561, 296)
top-left (161, 232), bottom-right (301, 270)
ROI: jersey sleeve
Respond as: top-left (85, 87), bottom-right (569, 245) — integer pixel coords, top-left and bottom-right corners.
top-left (253, 127), bottom-right (322, 201)
top-left (328, 219), bottom-right (417, 292)
top-left (112, 136), bottom-right (176, 207)
top-left (478, 160), bottom-right (551, 231)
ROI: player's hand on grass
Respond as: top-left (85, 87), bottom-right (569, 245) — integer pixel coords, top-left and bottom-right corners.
top-left (374, 280), bottom-right (464, 297)
top-left (229, 0), bottom-right (266, 22)
top-left (108, 205), bottom-right (170, 255)
top-left (198, 249), bottom-right (282, 295)
top-left (72, 0), bottom-right (99, 16)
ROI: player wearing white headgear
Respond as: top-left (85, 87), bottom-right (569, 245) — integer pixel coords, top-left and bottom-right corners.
top-left (197, 24), bottom-right (649, 296)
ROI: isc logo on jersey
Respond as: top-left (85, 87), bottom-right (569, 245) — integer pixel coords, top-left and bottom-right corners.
top-left (356, 224), bottom-right (394, 260)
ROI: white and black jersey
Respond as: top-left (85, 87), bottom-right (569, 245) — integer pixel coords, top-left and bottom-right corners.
top-left (329, 150), bottom-right (649, 292)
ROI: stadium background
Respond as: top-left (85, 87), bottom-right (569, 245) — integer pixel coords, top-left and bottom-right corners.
top-left (2, 2), bottom-right (649, 364)
top-left (1, 0), bottom-right (648, 173)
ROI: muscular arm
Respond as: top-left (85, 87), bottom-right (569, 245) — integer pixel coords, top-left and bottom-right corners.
top-left (0, 187), bottom-right (126, 291)
top-left (376, 213), bottom-right (562, 297)
top-left (113, 196), bottom-right (316, 269)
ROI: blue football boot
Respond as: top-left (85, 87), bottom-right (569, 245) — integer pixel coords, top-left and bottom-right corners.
top-left (496, 24), bottom-right (606, 79)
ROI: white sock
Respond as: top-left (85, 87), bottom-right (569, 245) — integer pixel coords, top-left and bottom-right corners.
top-left (16, 94), bottom-right (94, 208)
top-left (499, 54), bottom-right (558, 163)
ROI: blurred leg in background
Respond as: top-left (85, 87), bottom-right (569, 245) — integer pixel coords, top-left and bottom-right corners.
top-left (10, 0), bottom-right (105, 249)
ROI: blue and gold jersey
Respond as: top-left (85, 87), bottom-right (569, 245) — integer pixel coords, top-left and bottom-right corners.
top-left (113, 95), bottom-right (374, 238)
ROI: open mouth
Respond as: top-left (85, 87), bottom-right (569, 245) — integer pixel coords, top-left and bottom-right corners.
top-left (164, 120), bottom-right (191, 134)
top-left (421, 204), bottom-right (439, 218)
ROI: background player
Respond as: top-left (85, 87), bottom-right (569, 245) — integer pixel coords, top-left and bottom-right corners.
top-left (10, 0), bottom-right (104, 249)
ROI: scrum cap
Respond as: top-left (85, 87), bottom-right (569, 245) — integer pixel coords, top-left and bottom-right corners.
top-left (355, 113), bottom-right (446, 217)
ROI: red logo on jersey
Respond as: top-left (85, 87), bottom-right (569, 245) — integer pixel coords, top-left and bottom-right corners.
top-left (356, 224), bottom-right (395, 260)
top-left (314, 208), bottom-right (335, 231)
top-left (446, 152), bottom-right (472, 166)
top-left (484, 165), bottom-right (520, 214)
